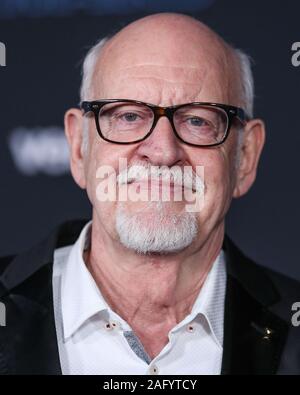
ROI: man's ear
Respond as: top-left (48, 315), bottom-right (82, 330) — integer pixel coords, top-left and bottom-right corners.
top-left (64, 108), bottom-right (87, 189)
top-left (233, 118), bottom-right (266, 198)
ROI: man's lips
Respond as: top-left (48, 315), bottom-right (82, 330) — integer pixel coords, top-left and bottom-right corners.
top-left (126, 178), bottom-right (196, 193)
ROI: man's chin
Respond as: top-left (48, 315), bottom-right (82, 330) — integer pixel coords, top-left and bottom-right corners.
top-left (115, 202), bottom-right (198, 255)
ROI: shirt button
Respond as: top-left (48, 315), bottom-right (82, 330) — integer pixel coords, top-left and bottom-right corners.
top-left (149, 365), bottom-right (159, 375)
top-left (111, 321), bottom-right (121, 330)
top-left (187, 324), bottom-right (195, 333)
top-left (104, 322), bottom-right (113, 331)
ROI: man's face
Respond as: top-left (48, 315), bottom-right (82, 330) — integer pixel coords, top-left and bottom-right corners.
top-left (65, 16), bottom-right (265, 255)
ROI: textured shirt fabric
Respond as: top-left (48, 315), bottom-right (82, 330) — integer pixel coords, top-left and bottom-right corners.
top-left (52, 221), bottom-right (227, 375)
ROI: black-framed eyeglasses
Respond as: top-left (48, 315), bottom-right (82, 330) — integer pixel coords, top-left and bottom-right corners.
top-left (80, 99), bottom-right (249, 147)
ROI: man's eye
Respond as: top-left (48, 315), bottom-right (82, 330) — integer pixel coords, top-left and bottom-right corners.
top-left (187, 117), bottom-right (208, 127)
top-left (120, 112), bottom-right (140, 122)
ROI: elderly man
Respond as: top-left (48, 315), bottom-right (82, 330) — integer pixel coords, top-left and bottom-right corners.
top-left (0, 13), bottom-right (299, 375)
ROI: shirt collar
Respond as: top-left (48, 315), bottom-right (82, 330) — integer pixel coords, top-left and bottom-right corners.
top-left (61, 220), bottom-right (111, 340)
top-left (189, 250), bottom-right (227, 348)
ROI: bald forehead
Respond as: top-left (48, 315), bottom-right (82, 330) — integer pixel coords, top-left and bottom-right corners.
top-left (91, 14), bottom-right (241, 105)
top-left (102, 14), bottom-right (232, 67)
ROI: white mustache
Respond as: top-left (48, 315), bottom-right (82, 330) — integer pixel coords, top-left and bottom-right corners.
top-left (117, 164), bottom-right (204, 193)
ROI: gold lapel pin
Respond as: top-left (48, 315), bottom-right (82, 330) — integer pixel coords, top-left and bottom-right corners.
top-left (263, 327), bottom-right (273, 340)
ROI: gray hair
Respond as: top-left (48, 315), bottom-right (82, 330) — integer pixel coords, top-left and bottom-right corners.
top-left (234, 49), bottom-right (254, 118)
top-left (80, 37), bottom-right (110, 102)
top-left (80, 37), bottom-right (109, 154)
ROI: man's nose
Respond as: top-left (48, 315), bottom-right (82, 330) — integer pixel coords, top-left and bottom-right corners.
top-left (135, 116), bottom-right (187, 166)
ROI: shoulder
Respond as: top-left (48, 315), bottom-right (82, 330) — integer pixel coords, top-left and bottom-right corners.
top-left (262, 264), bottom-right (300, 296)
top-left (0, 255), bottom-right (15, 276)
top-left (224, 234), bottom-right (300, 322)
top-left (0, 219), bottom-right (89, 296)
top-left (259, 264), bottom-right (300, 320)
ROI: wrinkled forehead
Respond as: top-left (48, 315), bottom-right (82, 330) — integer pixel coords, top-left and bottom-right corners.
top-left (90, 25), bottom-right (240, 105)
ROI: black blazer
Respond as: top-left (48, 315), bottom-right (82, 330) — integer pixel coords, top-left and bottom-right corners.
top-left (0, 219), bottom-right (299, 375)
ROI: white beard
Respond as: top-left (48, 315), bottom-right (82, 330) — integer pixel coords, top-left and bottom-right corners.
top-left (115, 201), bottom-right (198, 255)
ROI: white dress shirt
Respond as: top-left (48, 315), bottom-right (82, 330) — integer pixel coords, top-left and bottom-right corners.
top-left (52, 221), bottom-right (227, 375)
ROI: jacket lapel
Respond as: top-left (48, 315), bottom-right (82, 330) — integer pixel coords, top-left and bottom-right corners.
top-left (0, 220), bottom-right (89, 375)
top-left (221, 236), bottom-right (289, 375)
top-left (3, 265), bottom-right (62, 374)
